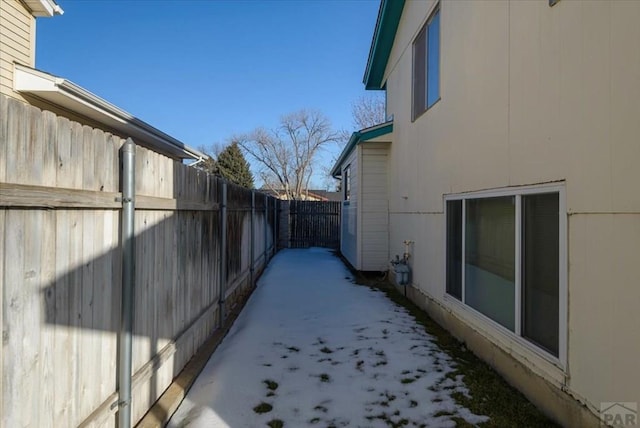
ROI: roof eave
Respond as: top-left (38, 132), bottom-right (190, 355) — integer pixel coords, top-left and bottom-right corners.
top-left (330, 121), bottom-right (393, 178)
top-left (363, 0), bottom-right (405, 91)
top-left (24, 0), bottom-right (64, 17)
top-left (14, 65), bottom-right (205, 161)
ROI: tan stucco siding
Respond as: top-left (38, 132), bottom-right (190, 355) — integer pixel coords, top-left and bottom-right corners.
top-left (360, 143), bottom-right (390, 271)
top-left (0, 0), bottom-right (35, 101)
top-left (382, 0), bottom-right (640, 423)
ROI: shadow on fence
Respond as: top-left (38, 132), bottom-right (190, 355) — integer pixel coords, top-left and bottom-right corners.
top-left (0, 95), bottom-right (279, 427)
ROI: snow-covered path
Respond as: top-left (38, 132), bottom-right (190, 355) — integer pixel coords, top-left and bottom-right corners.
top-left (168, 248), bottom-right (488, 428)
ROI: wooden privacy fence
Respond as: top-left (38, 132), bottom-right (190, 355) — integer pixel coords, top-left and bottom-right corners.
top-left (0, 94), bottom-right (278, 428)
top-left (285, 200), bottom-right (341, 249)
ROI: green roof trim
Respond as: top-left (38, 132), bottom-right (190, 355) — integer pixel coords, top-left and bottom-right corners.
top-left (363, 0), bottom-right (406, 90)
top-left (330, 121), bottom-right (393, 178)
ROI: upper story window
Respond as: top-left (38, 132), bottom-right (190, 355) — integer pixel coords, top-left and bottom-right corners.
top-left (412, 5), bottom-right (440, 120)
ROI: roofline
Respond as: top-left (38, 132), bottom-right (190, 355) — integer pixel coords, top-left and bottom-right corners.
top-left (14, 65), bottom-right (206, 160)
top-left (330, 121), bottom-right (393, 178)
top-left (362, 0), bottom-right (405, 90)
top-left (24, 0), bottom-right (64, 17)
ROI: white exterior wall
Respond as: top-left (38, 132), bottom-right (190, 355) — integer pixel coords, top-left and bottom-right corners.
top-left (359, 143), bottom-right (390, 271)
top-left (340, 149), bottom-right (358, 269)
top-left (382, 0), bottom-right (640, 421)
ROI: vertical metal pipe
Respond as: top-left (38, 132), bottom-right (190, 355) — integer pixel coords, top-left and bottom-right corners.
top-left (250, 191), bottom-right (255, 285)
top-left (118, 138), bottom-right (135, 428)
top-left (219, 181), bottom-right (228, 325)
top-left (273, 199), bottom-right (278, 253)
top-left (264, 195), bottom-right (269, 262)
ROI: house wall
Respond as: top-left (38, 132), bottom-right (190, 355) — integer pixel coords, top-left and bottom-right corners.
top-left (340, 149), bottom-right (358, 269)
top-left (360, 143), bottom-right (390, 271)
top-left (382, 0), bottom-right (640, 425)
top-left (0, 0), bottom-right (35, 102)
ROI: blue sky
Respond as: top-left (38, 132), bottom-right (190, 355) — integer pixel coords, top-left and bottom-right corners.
top-left (36, 0), bottom-right (382, 187)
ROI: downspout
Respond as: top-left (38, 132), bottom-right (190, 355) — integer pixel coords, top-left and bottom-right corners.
top-left (250, 191), bottom-right (255, 286)
top-left (219, 181), bottom-right (228, 325)
top-left (187, 156), bottom-right (205, 168)
top-left (118, 139), bottom-right (135, 428)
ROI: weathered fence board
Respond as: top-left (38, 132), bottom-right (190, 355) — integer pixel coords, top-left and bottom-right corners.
top-left (0, 94), bottom-right (278, 427)
top-left (288, 200), bottom-right (341, 249)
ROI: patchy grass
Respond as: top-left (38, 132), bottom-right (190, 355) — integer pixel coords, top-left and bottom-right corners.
top-left (264, 379), bottom-right (279, 391)
top-left (267, 419), bottom-right (284, 428)
top-left (347, 269), bottom-right (560, 428)
top-left (320, 346), bottom-right (333, 354)
top-left (319, 373), bottom-right (331, 383)
top-left (253, 402), bottom-right (273, 414)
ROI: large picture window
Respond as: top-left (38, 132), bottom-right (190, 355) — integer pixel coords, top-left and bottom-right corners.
top-left (446, 188), bottom-right (563, 358)
top-left (412, 4), bottom-right (440, 120)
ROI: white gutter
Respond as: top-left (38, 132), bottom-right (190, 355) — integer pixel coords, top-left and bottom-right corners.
top-left (14, 64), bottom-right (206, 160)
top-left (24, 0), bottom-right (64, 17)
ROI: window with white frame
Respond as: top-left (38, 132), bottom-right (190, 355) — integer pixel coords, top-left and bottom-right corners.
top-left (446, 188), bottom-right (562, 358)
top-left (412, 4), bottom-right (440, 120)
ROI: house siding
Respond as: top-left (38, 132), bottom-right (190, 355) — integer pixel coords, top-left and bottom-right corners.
top-left (0, 0), bottom-right (35, 102)
top-left (360, 143), bottom-right (389, 271)
top-left (340, 150), bottom-right (358, 269)
top-left (382, 0), bottom-right (640, 425)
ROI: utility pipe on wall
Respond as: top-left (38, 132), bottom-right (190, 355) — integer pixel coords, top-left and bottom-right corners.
top-left (118, 138), bottom-right (136, 428)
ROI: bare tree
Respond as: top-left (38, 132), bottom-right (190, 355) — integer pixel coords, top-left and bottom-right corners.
top-left (234, 110), bottom-right (342, 200)
top-left (351, 93), bottom-right (387, 129)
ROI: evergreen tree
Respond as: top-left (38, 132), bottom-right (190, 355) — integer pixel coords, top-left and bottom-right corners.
top-left (217, 142), bottom-right (254, 189)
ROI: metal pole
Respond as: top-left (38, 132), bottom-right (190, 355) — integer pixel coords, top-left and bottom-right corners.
top-left (118, 138), bottom-right (135, 428)
top-left (273, 199), bottom-right (278, 253)
top-left (264, 195), bottom-right (269, 262)
top-left (250, 191), bottom-right (255, 286)
top-left (219, 181), bottom-right (228, 325)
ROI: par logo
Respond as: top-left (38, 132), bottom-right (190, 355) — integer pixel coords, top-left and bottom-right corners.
top-left (600, 402), bottom-right (637, 427)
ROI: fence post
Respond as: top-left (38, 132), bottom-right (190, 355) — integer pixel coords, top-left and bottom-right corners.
top-left (250, 190), bottom-right (255, 286)
top-left (118, 138), bottom-right (135, 428)
top-left (264, 194), bottom-right (269, 263)
top-left (273, 199), bottom-right (278, 256)
top-left (219, 181), bottom-right (227, 325)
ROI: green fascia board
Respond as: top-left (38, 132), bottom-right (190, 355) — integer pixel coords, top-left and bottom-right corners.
top-left (363, 0), bottom-right (406, 90)
top-left (330, 121), bottom-right (393, 178)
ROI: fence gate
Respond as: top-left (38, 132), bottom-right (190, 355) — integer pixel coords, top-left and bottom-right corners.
top-left (288, 200), bottom-right (341, 249)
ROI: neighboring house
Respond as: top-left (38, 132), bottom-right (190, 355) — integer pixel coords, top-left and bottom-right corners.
top-left (261, 188), bottom-right (341, 202)
top-left (0, 0), bottom-right (204, 161)
top-left (332, 0), bottom-right (640, 426)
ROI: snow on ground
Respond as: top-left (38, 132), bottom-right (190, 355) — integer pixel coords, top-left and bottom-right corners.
top-left (168, 248), bottom-right (489, 428)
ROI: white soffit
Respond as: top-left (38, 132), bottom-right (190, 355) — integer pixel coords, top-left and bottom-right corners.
top-left (24, 0), bottom-right (64, 17)
top-left (14, 64), bottom-right (205, 160)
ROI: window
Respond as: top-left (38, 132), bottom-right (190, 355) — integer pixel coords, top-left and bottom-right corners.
top-left (446, 189), bottom-right (562, 358)
top-left (413, 5), bottom-right (440, 119)
top-left (343, 165), bottom-right (351, 201)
